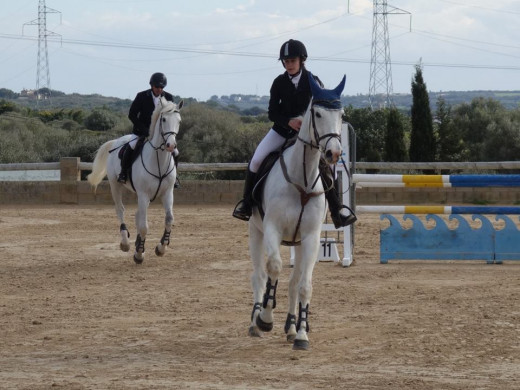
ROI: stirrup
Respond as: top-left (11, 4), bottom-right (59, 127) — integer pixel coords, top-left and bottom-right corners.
top-left (331, 205), bottom-right (357, 228)
top-left (117, 173), bottom-right (127, 184)
top-left (232, 199), bottom-right (252, 221)
top-left (174, 177), bottom-right (180, 189)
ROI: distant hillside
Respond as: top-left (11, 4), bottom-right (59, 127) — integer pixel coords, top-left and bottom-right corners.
top-left (2, 87), bottom-right (520, 114)
top-left (210, 90), bottom-right (520, 113)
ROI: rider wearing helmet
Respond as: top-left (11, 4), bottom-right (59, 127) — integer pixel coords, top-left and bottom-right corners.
top-left (232, 39), bottom-right (356, 228)
top-left (118, 72), bottom-right (180, 187)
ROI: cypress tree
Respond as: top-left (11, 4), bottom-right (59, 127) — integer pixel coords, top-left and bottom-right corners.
top-left (409, 64), bottom-right (435, 162)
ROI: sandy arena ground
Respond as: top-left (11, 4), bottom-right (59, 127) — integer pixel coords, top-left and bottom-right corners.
top-left (1, 204), bottom-right (519, 389)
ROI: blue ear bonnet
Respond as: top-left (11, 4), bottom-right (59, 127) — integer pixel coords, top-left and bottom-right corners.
top-left (308, 72), bottom-right (346, 110)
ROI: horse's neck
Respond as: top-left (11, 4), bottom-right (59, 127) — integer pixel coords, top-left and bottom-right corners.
top-left (145, 131), bottom-right (172, 168)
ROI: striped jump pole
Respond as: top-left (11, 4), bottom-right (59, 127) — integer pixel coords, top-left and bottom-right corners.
top-left (357, 205), bottom-right (520, 214)
top-left (354, 174), bottom-right (520, 188)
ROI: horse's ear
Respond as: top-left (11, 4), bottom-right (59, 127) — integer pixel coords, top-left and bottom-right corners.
top-left (178, 100), bottom-right (184, 110)
top-left (308, 72), bottom-right (322, 97)
top-left (333, 75), bottom-right (346, 97)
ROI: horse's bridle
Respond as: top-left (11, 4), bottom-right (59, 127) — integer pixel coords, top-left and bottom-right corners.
top-left (297, 102), bottom-right (342, 154)
top-left (148, 110), bottom-right (180, 151)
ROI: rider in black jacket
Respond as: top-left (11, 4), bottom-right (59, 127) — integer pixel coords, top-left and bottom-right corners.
top-left (232, 39), bottom-right (356, 228)
top-left (118, 72), bottom-right (180, 187)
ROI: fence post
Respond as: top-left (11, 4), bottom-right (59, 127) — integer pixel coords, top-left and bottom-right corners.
top-left (60, 157), bottom-right (80, 203)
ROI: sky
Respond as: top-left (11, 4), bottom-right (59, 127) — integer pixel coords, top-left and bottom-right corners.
top-left (0, 0), bottom-right (519, 102)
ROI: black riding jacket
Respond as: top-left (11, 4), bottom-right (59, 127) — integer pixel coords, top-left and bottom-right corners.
top-left (128, 89), bottom-right (174, 137)
top-left (268, 67), bottom-right (323, 139)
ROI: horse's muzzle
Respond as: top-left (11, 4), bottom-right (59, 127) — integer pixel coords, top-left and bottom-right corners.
top-left (324, 149), bottom-right (340, 164)
top-left (165, 142), bottom-right (176, 153)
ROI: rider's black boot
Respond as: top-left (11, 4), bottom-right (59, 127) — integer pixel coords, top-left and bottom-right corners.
top-left (232, 169), bottom-right (256, 221)
top-left (117, 146), bottom-right (133, 184)
top-left (319, 161), bottom-right (356, 229)
top-left (325, 182), bottom-right (357, 228)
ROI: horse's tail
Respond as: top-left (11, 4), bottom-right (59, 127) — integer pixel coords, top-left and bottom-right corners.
top-left (87, 140), bottom-right (115, 189)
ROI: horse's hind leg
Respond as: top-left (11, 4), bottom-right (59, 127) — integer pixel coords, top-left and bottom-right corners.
top-left (110, 180), bottom-right (130, 252)
top-left (248, 221), bottom-right (267, 337)
top-left (155, 191), bottom-right (174, 257)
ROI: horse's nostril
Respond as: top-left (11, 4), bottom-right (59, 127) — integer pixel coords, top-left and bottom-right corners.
top-left (325, 150), bottom-right (333, 159)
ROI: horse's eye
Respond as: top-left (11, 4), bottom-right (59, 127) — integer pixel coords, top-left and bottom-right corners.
top-left (162, 118), bottom-right (166, 122)
top-left (316, 112), bottom-right (322, 118)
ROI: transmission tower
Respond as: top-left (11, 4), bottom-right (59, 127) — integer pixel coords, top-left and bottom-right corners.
top-left (368, 1), bottom-right (410, 108)
top-left (23, 0), bottom-right (61, 100)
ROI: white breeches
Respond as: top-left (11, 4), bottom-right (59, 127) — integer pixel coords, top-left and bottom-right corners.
top-left (250, 129), bottom-right (286, 173)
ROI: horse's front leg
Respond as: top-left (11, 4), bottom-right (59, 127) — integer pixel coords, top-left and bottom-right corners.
top-left (109, 178), bottom-right (130, 252)
top-left (155, 190), bottom-right (174, 257)
top-left (248, 220), bottom-right (267, 337)
top-left (292, 234), bottom-right (320, 351)
top-left (133, 195), bottom-right (150, 264)
top-left (285, 245), bottom-right (301, 342)
top-left (255, 224), bottom-right (282, 334)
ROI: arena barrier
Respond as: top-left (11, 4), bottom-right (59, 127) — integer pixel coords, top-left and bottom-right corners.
top-left (352, 174), bottom-right (520, 264)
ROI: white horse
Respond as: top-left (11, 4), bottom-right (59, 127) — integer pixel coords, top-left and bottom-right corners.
top-left (87, 97), bottom-right (183, 264)
top-left (248, 73), bottom-right (346, 350)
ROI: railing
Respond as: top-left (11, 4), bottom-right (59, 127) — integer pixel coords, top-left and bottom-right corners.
top-left (2, 160), bottom-right (520, 174)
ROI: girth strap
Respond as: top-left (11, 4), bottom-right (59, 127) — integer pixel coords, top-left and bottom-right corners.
top-left (279, 153), bottom-right (324, 245)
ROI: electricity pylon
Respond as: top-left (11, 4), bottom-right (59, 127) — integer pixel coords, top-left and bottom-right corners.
top-left (368, 0), bottom-right (410, 108)
top-left (23, 0), bottom-right (61, 100)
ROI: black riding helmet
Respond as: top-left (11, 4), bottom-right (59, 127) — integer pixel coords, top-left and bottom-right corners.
top-left (149, 72), bottom-right (167, 88)
top-left (279, 39), bottom-right (308, 64)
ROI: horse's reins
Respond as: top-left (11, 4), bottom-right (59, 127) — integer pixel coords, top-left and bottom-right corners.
top-left (282, 104), bottom-right (341, 245)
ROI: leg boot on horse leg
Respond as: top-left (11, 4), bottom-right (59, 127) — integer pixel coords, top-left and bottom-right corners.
top-left (320, 162), bottom-right (356, 228)
top-left (232, 169), bottom-right (256, 221)
top-left (118, 145), bottom-right (133, 184)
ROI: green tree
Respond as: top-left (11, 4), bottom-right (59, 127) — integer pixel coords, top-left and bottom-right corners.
top-left (409, 64), bottom-right (435, 162)
top-left (84, 108), bottom-right (118, 131)
top-left (384, 107), bottom-right (407, 161)
top-left (343, 106), bottom-right (387, 163)
top-left (435, 96), bottom-right (465, 163)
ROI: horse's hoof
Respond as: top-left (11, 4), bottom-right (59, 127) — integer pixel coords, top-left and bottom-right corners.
top-left (293, 339), bottom-right (310, 351)
top-left (256, 315), bottom-right (273, 332)
top-left (155, 246), bottom-right (165, 257)
top-left (120, 243), bottom-right (130, 252)
top-left (133, 254), bottom-right (143, 264)
top-left (286, 333), bottom-right (296, 342)
top-left (248, 326), bottom-right (263, 338)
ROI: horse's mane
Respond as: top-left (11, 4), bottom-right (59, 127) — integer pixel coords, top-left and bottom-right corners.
top-left (149, 97), bottom-right (177, 140)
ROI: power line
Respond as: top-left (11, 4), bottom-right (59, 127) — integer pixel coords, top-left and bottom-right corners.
top-left (2, 31), bottom-right (520, 73)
